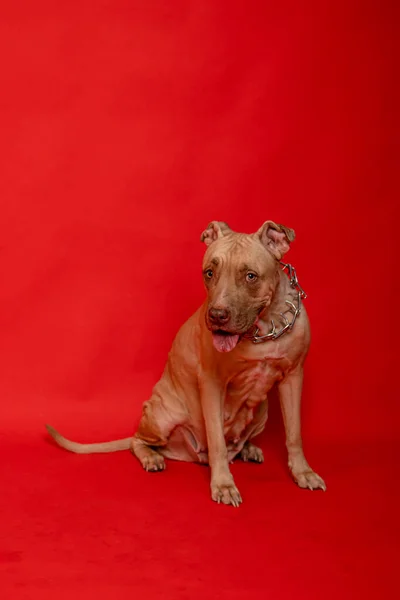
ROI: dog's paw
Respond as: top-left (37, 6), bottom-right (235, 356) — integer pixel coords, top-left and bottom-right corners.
top-left (141, 450), bottom-right (166, 472)
top-left (292, 469), bottom-right (326, 491)
top-left (239, 443), bottom-right (264, 463)
top-left (211, 478), bottom-right (242, 507)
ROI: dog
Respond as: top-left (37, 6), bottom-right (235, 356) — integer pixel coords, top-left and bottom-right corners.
top-left (46, 220), bottom-right (326, 506)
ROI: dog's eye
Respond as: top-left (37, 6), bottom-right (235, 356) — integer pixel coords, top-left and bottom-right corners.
top-left (205, 269), bottom-right (213, 279)
top-left (246, 272), bottom-right (258, 282)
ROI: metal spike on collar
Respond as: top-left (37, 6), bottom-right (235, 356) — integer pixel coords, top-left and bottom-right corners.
top-left (271, 319), bottom-right (276, 336)
top-left (245, 262), bottom-right (307, 344)
top-left (280, 262), bottom-right (307, 299)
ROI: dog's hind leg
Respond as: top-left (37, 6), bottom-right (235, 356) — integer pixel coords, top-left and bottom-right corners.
top-left (238, 442), bottom-right (264, 463)
top-left (230, 400), bottom-right (268, 463)
top-left (132, 438), bottom-right (166, 472)
top-left (131, 390), bottom-right (187, 472)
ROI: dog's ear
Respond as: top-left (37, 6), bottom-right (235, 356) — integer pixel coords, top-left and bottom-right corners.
top-left (257, 221), bottom-right (295, 260)
top-left (200, 221), bottom-right (232, 246)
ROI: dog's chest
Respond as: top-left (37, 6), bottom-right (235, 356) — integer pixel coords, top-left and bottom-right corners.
top-left (223, 359), bottom-right (283, 441)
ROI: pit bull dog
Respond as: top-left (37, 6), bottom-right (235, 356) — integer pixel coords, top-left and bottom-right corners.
top-left (46, 220), bottom-right (326, 506)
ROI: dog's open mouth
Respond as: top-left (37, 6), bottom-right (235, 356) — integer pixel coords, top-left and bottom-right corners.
top-left (212, 330), bottom-right (240, 353)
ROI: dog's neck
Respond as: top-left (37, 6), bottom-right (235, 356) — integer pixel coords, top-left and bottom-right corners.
top-left (245, 262), bottom-right (306, 344)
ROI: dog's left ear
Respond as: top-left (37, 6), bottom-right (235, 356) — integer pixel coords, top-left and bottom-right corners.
top-left (257, 221), bottom-right (295, 260)
top-left (200, 221), bottom-right (232, 246)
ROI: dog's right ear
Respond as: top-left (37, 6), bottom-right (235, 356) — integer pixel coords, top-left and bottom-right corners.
top-left (200, 221), bottom-right (231, 246)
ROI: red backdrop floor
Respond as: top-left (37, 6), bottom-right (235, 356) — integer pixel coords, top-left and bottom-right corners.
top-left (0, 1), bottom-right (398, 599)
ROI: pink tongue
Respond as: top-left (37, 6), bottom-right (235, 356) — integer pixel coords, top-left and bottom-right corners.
top-left (212, 333), bottom-right (240, 353)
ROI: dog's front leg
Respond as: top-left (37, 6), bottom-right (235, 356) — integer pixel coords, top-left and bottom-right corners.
top-left (279, 367), bottom-right (326, 491)
top-left (200, 377), bottom-right (242, 507)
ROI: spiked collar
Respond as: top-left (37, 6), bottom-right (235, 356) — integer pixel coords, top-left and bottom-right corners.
top-left (243, 262), bottom-right (307, 344)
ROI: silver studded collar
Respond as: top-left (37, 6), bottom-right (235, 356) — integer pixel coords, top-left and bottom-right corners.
top-left (243, 262), bottom-right (307, 344)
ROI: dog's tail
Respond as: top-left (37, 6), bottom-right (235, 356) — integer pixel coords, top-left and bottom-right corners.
top-left (45, 424), bottom-right (131, 454)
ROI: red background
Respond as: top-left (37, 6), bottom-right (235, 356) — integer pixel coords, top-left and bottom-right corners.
top-left (0, 1), bottom-right (398, 599)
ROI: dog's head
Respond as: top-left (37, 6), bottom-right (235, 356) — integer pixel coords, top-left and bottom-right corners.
top-left (200, 220), bottom-right (295, 352)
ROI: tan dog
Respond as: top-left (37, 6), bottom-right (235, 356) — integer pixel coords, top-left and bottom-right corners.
top-left (47, 220), bottom-right (326, 506)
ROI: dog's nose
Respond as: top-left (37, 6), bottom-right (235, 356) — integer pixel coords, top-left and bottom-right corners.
top-left (208, 307), bottom-right (231, 324)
